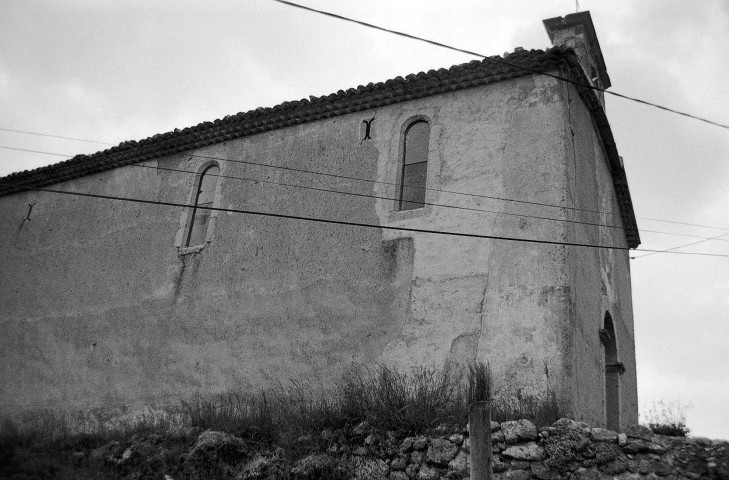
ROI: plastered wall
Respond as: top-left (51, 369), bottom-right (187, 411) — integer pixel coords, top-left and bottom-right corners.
top-left (559, 82), bottom-right (638, 429)
top-left (0, 74), bottom-right (634, 424)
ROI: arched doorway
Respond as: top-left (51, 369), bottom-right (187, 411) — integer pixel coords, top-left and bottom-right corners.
top-left (600, 313), bottom-right (623, 431)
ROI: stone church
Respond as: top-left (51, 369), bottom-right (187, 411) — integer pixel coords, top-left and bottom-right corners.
top-left (0, 12), bottom-right (639, 430)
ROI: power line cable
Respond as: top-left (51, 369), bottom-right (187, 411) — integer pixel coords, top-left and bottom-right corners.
top-left (0, 143), bottom-right (623, 221)
top-left (3, 181), bottom-right (729, 257)
top-left (0, 145), bottom-right (74, 157)
top-left (631, 231), bottom-right (729, 259)
top-left (5, 144), bottom-right (729, 242)
top-left (132, 163), bottom-right (624, 231)
top-left (0, 127), bottom-right (114, 145)
top-left (639, 228), bottom-right (729, 242)
top-left (270, 0), bottom-right (729, 131)
top-left (7, 140), bottom-right (728, 233)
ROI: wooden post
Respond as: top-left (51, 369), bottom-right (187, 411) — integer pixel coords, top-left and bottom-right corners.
top-left (469, 400), bottom-right (493, 480)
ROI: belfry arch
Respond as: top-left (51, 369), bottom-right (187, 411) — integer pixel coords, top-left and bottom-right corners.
top-left (600, 312), bottom-right (624, 431)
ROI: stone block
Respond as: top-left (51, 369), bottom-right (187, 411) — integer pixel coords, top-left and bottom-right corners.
top-left (502, 442), bottom-right (546, 461)
top-left (531, 462), bottom-right (563, 480)
top-left (591, 428), bottom-right (618, 443)
top-left (501, 419), bottom-right (538, 443)
top-left (426, 438), bottom-right (458, 465)
top-left (416, 464), bottom-right (439, 480)
top-left (448, 450), bottom-right (469, 474)
top-left (625, 424), bottom-right (652, 441)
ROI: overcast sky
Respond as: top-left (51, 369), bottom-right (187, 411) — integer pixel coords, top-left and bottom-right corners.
top-left (1, 0), bottom-right (728, 439)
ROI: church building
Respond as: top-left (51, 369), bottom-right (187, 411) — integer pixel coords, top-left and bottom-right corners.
top-left (0, 12), bottom-right (639, 430)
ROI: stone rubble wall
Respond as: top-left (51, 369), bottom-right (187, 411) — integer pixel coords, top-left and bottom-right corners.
top-left (287, 418), bottom-right (729, 480)
top-left (88, 418), bottom-right (729, 479)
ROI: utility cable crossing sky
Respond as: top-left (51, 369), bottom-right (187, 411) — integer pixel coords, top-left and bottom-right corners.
top-left (270, 0), bottom-right (729, 131)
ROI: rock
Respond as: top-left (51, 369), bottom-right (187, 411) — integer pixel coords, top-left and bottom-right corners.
top-left (591, 428), bottom-right (618, 443)
top-left (502, 442), bottom-right (545, 461)
top-left (622, 439), bottom-right (652, 454)
top-left (448, 450), bottom-right (469, 474)
top-left (593, 442), bottom-right (621, 464)
top-left (618, 433), bottom-right (628, 446)
top-left (353, 421), bottom-right (371, 435)
top-left (416, 465), bottom-right (439, 480)
top-left (120, 447), bottom-right (134, 463)
top-left (399, 437), bottom-right (414, 453)
top-left (405, 463), bottom-right (419, 478)
top-left (426, 438), bottom-right (458, 465)
top-left (391, 455), bottom-right (408, 471)
top-left (497, 470), bottom-right (530, 480)
top-left (571, 468), bottom-right (608, 480)
top-left (412, 437), bottom-right (429, 451)
top-left (552, 418), bottom-right (591, 435)
top-left (531, 462), bottom-right (562, 480)
top-left (353, 446), bottom-right (369, 456)
top-left (491, 430), bottom-right (505, 443)
top-left (365, 433), bottom-right (379, 445)
top-left (449, 433), bottom-right (464, 445)
top-left (647, 442), bottom-right (667, 454)
top-left (187, 430), bottom-right (248, 464)
top-left (290, 454), bottom-right (337, 478)
top-left (626, 424), bottom-right (652, 441)
top-left (501, 419), bottom-right (538, 443)
top-left (411, 450), bottom-right (427, 465)
top-left (574, 434), bottom-right (591, 452)
top-left (510, 460), bottom-right (531, 469)
top-left (351, 458), bottom-right (389, 479)
top-left (493, 456), bottom-right (508, 472)
top-left (598, 459), bottom-right (628, 475)
top-left (389, 472), bottom-right (408, 480)
top-left (238, 450), bottom-right (286, 480)
top-left (491, 420), bottom-right (500, 431)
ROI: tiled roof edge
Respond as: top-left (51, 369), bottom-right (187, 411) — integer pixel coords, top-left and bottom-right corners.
top-left (0, 46), bottom-right (639, 247)
top-left (0, 48), bottom-right (566, 193)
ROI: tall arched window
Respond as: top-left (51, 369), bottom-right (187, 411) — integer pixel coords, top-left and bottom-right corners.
top-left (600, 312), bottom-right (623, 431)
top-left (185, 164), bottom-right (220, 247)
top-left (398, 120), bottom-right (430, 211)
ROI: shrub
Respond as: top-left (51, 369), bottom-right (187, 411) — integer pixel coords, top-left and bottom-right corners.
top-left (641, 398), bottom-right (692, 437)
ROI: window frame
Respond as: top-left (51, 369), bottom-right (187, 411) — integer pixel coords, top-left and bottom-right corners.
top-left (397, 118), bottom-right (431, 212)
top-left (176, 160), bottom-right (222, 253)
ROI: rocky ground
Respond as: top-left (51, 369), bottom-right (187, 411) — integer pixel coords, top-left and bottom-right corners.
top-left (2, 418), bottom-right (728, 479)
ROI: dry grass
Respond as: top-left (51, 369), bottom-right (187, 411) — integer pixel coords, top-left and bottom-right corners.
top-left (1, 362), bottom-right (564, 478)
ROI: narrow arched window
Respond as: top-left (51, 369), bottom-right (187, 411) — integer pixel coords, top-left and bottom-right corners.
top-left (398, 120), bottom-right (430, 211)
top-left (185, 165), bottom-right (219, 247)
top-left (600, 313), bottom-right (622, 431)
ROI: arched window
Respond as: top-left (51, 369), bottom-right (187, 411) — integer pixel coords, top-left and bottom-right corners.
top-left (398, 120), bottom-right (430, 211)
top-left (185, 164), bottom-right (220, 247)
top-left (600, 312), bottom-right (623, 431)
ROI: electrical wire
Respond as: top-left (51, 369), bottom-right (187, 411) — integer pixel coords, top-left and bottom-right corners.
top-left (3, 181), bottom-right (729, 257)
top-left (270, 0), bottom-right (729, 131)
top-left (0, 145), bottom-right (74, 157)
top-left (631, 232), bottom-right (729, 260)
top-left (0, 127), bottom-right (113, 145)
top-left (131, 163), bottom-right (625, 231)
top-left (0, 143), bottom-right (627, 224)
top-left (4, 144), bottom-right (729, 243)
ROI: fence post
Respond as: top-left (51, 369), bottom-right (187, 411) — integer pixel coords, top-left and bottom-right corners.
top-left (469, 400), bottom-right (493, 480)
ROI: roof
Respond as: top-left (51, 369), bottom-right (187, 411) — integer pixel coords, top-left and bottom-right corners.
top-left (0, 46), bottom-right (640, 247)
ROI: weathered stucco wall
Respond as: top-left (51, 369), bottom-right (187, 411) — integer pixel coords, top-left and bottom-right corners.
top-left (0, 73), bottom-right (633, 424)
top-left (559, 82), bottom-right (638, 429)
